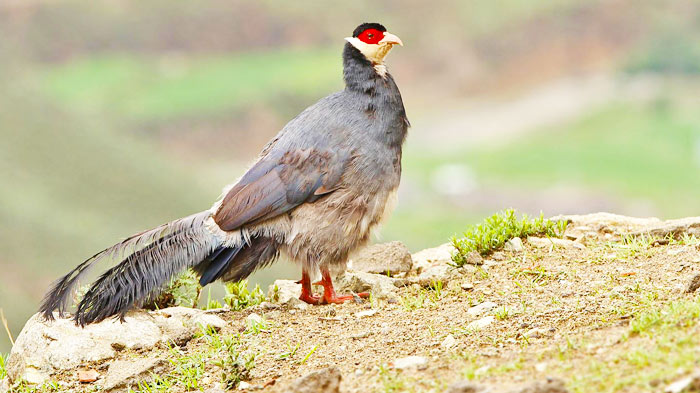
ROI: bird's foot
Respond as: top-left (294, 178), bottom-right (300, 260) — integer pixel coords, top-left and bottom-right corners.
top-left (299, 292), bottom-right (321, 305)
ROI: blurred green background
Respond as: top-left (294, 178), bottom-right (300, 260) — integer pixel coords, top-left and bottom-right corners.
top-left (2, 0), bottom-right (700, 354)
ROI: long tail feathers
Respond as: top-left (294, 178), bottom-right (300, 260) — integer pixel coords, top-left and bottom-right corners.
top-left (39, 211), bottom-right (219, 325)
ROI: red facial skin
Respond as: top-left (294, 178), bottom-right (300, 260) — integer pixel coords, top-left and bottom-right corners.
top-left (357, 28), bottom-right (384, 45)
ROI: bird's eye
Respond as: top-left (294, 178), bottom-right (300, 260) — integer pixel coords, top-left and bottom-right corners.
top-left (357, 28), bottom-right (383, 44)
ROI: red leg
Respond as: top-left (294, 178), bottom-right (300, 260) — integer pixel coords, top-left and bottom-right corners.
top-left (298, 268), bottom-right (320, 305)
top-left (317, 267), bottom-right (369, 304)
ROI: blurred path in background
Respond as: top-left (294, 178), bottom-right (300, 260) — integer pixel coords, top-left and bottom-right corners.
top-left (411, 73), bottom-right (660, 152)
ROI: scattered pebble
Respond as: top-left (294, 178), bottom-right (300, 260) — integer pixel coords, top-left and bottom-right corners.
top-left (355, 309), bottom-right (378, 318)
top-left (463, 251), bottom-right (484, 265)
top-left (461, 282), bottom-right (475, 291)
top-left (686, 274), bottom-right (700, 293)
top-left (525, 328), bottom-right (548, 339)
top-left (350, 331), bottom-right (371, 339)
top-left (513, 378), bottom-right (569, 393)
top-left (492, 252), bottom-right (506, 261)
top-left (393, 356), bottom-right (428, 370)
top-left (238, 381), bottom-right (252, 390)
top-left (246, 313), bottom-right (263, 325)
top-left (467, 302), bottom-right (498, 317)
top-left (475, 365), bottom-right (491, 376)
top-left (285, 367), bottom-right (341, 393)
top-left (505, 237), bottom-right (524, 252)
top-left (466, 316), bottom-right (494, 331)
top-left (665, 376), bottom-right (695, 393)
top-left (445, 380), bottom-right (487, 393)
top-left (441, 334), bottom-right (457, 349)
top-left (77, 369), bottom-right (99, 383)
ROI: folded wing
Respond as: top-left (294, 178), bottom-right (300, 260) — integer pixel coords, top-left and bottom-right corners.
top-left (214, 148), bottom-right (349, 231)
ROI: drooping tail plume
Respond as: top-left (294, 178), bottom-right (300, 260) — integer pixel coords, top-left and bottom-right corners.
top-left (40, 211), bottom-right (220, 326)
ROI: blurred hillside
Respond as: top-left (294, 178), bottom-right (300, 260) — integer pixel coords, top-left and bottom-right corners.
top-left (2, 0), bottom-right (700, 354)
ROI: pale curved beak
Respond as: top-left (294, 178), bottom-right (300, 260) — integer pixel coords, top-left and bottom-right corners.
top-left (379, 32), bottom-right (403, 46)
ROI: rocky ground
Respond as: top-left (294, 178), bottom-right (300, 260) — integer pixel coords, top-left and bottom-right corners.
top-left (3, 213), bottom-right (700, 393)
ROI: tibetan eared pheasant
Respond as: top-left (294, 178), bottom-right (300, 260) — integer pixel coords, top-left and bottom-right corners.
top-left (40, 22), bottom-right (408, 325)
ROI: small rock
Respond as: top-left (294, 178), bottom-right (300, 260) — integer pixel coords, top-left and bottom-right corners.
top-left (475, 365), bottom-right (491, 376)
top-left (441, 334), bottom-right (457, 349)
top-left (534, 362), bottom-right (547, 372)
top-left (446, 380), bottom-right (488, 393)
top-left (336, 271), bottom-right (398, 299)
top-left (466, 316), bottom-right (494, 331)
top-left (525, 328), bottom-right (548, 339)
top-left (686, 274), bottom-right (700, 293)
top-left (664, 370), bottom-right (700, 393)
top-left (511, 378), bottom-right (569, 393)
top-left (238, 381), bottom-right (253, 390)
top-left (246, 313), bottom-right (263, 325)
top-left (355, 309), bottom-right (378, 318)
top-left (411, 243), bottom-right (455, 271)
top-left (6, 308), bottom-right (219, 385)
top-left (154, 307), bottom-right (227, 345)
top-left (103, 358), bottom-right (167, 391)
top-left (505, 237), bottom-right (524, 252)
top-left (268, 280), bottom-right (307, 308)
top-left (258, 302), bottom-right (280, 310)
top-left (393, 356), bottom-right (428, 370)
top-left (461, 282), bottom-right (475, 291)
top-left (22, 368), bottom-right (46, 385)
top-left (350, 331), bottom-right (371, 339)
top-left (349, 241), bottom-right (413, 275)
top-left (78, 369), bottom-right (99, 383)
top-left (467, 302), bottom-right (498, 317)
top-left (416, 265), bottom-right (458, 287)
top-left (462, 251), bottom-right (484, 266)
top-left (491, 251), bottom-right (506, 261)
top-left (286, 367), bottom-right (341, 393)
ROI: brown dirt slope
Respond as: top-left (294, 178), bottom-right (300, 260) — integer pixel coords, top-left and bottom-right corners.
top-left (5, 213), bottom-right (700, 393)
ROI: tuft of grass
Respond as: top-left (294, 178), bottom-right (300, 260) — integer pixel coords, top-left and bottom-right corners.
top-left (298, 345), bottom-right (318, 365)
top-left (244, 317), bottom-right (269, 336)
top-left (378, 365), bottom-right (413, 393)
top-left (494, 306), bottom-right (511, 321)
top-left (224, 280), bottom-right (266, 311)
top-left (629, 297), bottom-right (700, 337)
top-left (560, 296), bottom-right (700, 393)
top-left (0, 353), bottom-right (7, 380)
top-left (451, 209), bottom-right (567, 266)
top-left (400, 290), bottom-right (428, 312)
top-left (134, 328), bottom-right (255, 392)
top-left (276, 342), bottom-right (301, 361)
top-left (149, 270), bottom-right (201, 310)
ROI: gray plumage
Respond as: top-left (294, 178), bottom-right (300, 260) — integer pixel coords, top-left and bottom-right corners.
top-left (40, 22), bottom-right (408, 324)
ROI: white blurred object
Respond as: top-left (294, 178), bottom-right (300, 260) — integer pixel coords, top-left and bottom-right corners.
top-left (431, 164), bottom-right (478, 196)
